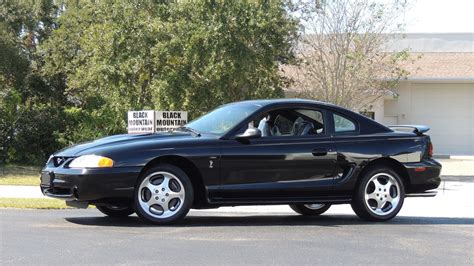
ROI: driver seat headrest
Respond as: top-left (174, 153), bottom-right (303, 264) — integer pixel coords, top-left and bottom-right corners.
top-left (292, 118), bottom-right (315, 136)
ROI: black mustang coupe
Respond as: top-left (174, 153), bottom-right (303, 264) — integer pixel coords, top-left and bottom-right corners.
top-left (41, 99), bottom-right (441, 224)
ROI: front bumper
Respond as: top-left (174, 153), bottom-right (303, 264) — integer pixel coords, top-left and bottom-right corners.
top-left (40, 166), bottom-right (142, 203)
top-left (403, 158), bottom-right (442, 193)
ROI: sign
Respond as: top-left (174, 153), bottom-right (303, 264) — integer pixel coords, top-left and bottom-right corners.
top-left (155, 111), bottom-right (188, 132)
top-left (127, 110), bottom-right (188, 134)
top-left (127, 110), bottom-right (155, 134)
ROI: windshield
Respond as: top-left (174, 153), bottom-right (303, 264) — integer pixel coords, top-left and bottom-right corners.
top-left (185, 103), bottom-right (261, 135)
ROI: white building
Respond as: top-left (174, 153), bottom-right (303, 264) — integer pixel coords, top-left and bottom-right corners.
top-left (285, 33), bottom-right (474, 156)
top-left (372, 33), bottom-right (473, 155)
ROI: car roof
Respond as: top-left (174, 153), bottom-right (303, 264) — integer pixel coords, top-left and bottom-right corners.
top-left (230, 98), bottom-right (335, 107)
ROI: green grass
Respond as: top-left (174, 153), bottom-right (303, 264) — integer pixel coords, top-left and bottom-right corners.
top-left (0, 198), bottom-right (70, 209)
top-left (0, 164), bottom-right (41, 186)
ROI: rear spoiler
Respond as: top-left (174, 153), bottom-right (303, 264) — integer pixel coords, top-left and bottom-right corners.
top-left (387, 125), bottom-right (430, 135)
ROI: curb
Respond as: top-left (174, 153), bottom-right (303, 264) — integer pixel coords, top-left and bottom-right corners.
top-left (0, 185), bottom-right (46, 199)
top-left (434, 155), bottom-right (474, 160)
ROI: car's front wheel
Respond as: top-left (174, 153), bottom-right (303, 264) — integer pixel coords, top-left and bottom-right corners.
top-left (134, 164), bottom-right (193, 224)
top-left (351, 166), bottom-right (405, 221)
top-left (96, 205), bottom-right (135, 218)
top-left (290, 203), bottom-right (331, 216)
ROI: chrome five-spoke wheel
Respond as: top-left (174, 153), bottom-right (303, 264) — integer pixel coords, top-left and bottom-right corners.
top-left (138, 171), bottom-right (185, 218)
top-left (134, 164), bottom-right (193, 224)
top-left (351, 167), bottom-right (405, 221)
top-left (364, 173), bottom-right (400, 216)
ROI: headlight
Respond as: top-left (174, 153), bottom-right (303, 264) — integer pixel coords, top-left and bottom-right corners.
top-left (69, 155), bottom-right (114, 168)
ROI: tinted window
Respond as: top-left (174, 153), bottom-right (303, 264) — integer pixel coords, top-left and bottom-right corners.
top-left (273, 114), bottom-right (293, 135)
top-left (253, 108), bottom-right (324, 137)
top-left (295, 109), bottom-right (324, 124)
top-left (186, 103), bottom-right (260, 134)
top-left (333, 113), bottom-right (356, 132)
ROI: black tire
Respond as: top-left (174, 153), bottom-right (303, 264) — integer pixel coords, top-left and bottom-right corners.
top-left (96, 205), bottom-right (135, 218)
top-left (290, 203), bottom-right (331, 216)
top-left (351, 166), bottom-right (405, 222)
top-left (134, 164), bottom-right (193, 224)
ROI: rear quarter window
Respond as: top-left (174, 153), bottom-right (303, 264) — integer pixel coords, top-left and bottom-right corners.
top-left (333, 113), bottom-right (356, 133)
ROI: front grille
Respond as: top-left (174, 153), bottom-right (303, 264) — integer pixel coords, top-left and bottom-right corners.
top-left (50, 187), bottom-right (72, 195)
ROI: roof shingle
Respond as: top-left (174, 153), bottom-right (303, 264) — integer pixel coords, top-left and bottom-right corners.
top-left (404, 52), bottom-right (474, 79)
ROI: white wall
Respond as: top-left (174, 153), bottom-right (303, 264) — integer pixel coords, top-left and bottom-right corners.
top-left (381, 81), bottom-right (474, 155)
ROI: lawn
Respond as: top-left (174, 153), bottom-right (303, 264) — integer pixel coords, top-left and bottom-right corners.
top-left (0, 165), bottom-right (41, 186)
top-left (0, 198), bottom-right (71, 209)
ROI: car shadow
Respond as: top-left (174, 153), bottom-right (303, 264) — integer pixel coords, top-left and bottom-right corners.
top-left (65, 213), bottom-right (474, 228)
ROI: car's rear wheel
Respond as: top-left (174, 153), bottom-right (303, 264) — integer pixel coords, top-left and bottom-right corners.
top-left (96, 205), bottom-right (135, 218)
top-left (134, 164), bottom-right (193, 224)
top-left (290, 203), bottom-right (331, 216)
top-left (351, 166), bottom-right (405, 221)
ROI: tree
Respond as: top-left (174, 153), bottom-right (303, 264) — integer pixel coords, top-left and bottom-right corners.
top-left (40, 0), bottom-right (298, 143)
top-left (1, 0), bottom-right (298, 164)
top-left (284, 0), bottom-right (410, 111)
top-left (151, 1), bottom-right (297, 117)
top-left (0, 0), bottom-right (63, 165)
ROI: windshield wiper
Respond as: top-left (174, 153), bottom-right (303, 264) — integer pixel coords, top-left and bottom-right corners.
top-left (176, 126), bottom-right (201, 137)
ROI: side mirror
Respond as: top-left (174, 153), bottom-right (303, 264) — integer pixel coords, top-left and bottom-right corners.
top-left (235, 128), bottom-right (262, 140)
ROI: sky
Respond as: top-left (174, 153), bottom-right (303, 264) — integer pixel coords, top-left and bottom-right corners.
top-left (403, 0), bottom-right (474, 33)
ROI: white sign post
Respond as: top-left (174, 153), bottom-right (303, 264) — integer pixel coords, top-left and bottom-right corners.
top-left (155, 111), bottom-right (188, 132)
top-left (127, 110), bottom-right (156, 134)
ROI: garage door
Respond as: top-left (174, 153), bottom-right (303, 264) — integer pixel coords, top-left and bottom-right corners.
top-left (381, 82), bottom-right (474, 155)
top-left (409, 83), bottom-right (474, 155)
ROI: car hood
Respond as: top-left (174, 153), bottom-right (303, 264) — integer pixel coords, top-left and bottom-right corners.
top-left (54, 132), bottom-right (199, 157)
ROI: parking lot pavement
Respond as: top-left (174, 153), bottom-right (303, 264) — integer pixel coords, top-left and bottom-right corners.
top-left (1, 208), bottom-right (473, 265)
top-left (1, 176), bottom-right (473, 265)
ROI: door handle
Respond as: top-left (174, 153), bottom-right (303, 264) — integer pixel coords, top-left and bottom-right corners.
top-left (312, 148), bottom-right (328, 156)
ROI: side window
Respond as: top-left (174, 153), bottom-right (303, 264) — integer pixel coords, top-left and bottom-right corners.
top-left (256, 109), bottom-right (325, 138)
top-left (294, 109), bottom-right (324, 134)
top-left (243, 108), bottom-right (328, 138)
top-left (273, 115), bottom-right (292, 135)
top-left (333, 113), bottom-right (356, 133)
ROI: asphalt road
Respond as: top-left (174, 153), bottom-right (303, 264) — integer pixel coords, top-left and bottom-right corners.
top-left (1, 207), bottom-right (473, 265)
